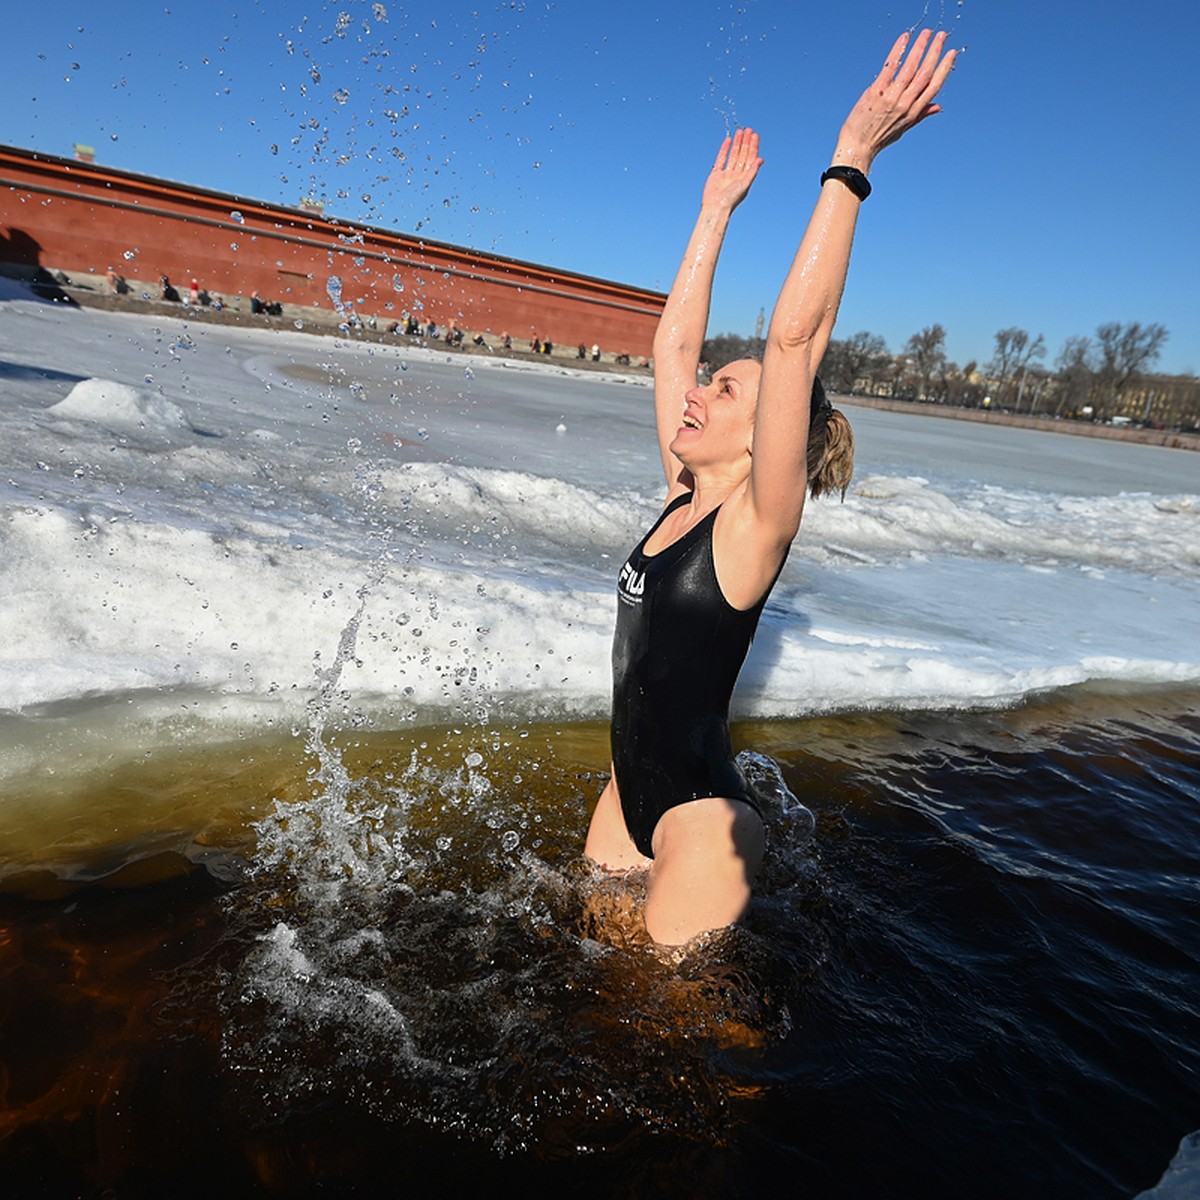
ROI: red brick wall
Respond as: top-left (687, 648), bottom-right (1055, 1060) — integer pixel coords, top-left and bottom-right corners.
top-left (0, 145), bottom-right (663, 355)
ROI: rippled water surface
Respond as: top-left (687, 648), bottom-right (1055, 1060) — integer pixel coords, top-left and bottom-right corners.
top-left (3, 691), bottom-right (1198, 1199)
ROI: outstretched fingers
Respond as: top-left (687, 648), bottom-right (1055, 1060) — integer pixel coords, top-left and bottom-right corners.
top-left (724, 128), bottom-right (762, 173)
top-left (923, 43), bottom-right (958, 109)
top-left (874, 29), bottom-right (954, 104)
top-left (712, 134), bottom-right (734, 172)
top-left (701, 127), bottom-right (763, 212)
top-left (898, 33), bottom-right (955, 126)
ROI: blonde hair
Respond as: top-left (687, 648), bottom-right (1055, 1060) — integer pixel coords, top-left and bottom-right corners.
top-left (806, 376), bottom-right (855, 500)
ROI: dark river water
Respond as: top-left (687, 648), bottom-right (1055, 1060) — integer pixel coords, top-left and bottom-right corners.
top-left (2, 688), bottom-right (1197, 1199)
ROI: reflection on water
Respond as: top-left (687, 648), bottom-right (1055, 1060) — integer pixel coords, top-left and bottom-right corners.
top-left (2, 693), bottom-right (1199, 1198)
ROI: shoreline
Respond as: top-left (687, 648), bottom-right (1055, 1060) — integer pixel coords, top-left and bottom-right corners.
top-left (13, 272), bottom-right (1197, 452)
top-left (16, 271), bottom-right (657, 379)
top-left (833, 393), bottom-right (1200, 453)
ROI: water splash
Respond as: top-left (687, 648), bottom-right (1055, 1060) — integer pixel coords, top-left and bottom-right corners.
top-left (326, 273), bottom-right (344, 313)
top-left (227, 715), bottom-right (805, 1151)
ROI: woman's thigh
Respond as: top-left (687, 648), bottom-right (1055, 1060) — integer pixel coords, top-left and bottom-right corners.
top-left (644, 797), bottom-right (764, 947)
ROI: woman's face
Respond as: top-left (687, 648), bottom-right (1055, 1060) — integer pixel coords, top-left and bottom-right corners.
top-left (669, 358), bottom-right (762, 471)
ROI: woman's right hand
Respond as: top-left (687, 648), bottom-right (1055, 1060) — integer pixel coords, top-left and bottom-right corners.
top-left (700, 128), bottom-right (763, 214)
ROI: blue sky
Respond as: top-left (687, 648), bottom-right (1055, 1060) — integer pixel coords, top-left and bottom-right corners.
top-left (4, 1), bottom-right (1197, 375)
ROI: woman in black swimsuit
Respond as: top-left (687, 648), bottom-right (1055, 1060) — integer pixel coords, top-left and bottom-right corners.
top-left (584, 29), bottom-right (957, 947)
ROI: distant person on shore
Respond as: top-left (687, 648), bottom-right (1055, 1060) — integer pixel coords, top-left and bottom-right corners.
top-left (592, 343), bottom-right (601, 362)
top-left (160, 275), bottom-right (180, 303)
top-left (189, 277), bottom-right (200, 305)
top-left (583, 30), bottom-right (956, 947)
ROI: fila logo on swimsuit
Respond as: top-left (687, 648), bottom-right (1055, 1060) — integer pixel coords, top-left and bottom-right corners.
top-left (618, 559), bottom-right (645, 606)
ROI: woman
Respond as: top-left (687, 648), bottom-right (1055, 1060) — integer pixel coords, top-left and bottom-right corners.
top-left (584, 30), bottom-right (957, 947)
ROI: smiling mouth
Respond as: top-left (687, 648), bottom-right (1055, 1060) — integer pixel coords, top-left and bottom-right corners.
top-left (681, 413), bottom-right (702, 429)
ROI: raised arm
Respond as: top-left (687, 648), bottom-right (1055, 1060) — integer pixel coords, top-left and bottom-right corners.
top-left (652, 129), bottom-right (762, 494)
top-left (744, 30), bottom-right (956, 544)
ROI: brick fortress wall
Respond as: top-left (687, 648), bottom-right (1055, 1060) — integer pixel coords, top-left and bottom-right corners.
top-left (0, 145), bottom-right (664, 356)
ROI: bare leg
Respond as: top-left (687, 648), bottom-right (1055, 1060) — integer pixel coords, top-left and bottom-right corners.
top-left (644, 797), bottom-right (764, 947)
top-left (584, 770), bottom-right (652, 873)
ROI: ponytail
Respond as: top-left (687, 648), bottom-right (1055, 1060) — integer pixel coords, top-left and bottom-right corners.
top-left (806, 376), bottom-right (855, 500)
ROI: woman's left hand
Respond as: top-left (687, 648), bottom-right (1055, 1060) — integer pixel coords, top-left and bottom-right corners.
top-left (835, 29), bottom-right (957, 171)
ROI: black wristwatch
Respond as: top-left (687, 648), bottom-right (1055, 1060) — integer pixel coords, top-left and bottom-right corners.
top-left (821, 165), bottom-right (872, 201)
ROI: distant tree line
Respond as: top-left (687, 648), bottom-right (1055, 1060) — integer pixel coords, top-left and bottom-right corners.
top-left (701, 321), bottom-right (1197, 432)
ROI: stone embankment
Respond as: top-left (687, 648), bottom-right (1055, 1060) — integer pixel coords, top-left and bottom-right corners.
top-left (835, 394), bottom-right (1200, 453)
top-left (42, 272), bottom-right (653, 377)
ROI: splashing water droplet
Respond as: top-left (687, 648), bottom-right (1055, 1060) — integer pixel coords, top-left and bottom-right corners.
top-left (230, 210), bottom-right (244, 224)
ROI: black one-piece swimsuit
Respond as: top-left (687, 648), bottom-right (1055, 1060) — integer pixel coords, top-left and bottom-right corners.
top-left (610, 492), bottom-right (776, 858)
